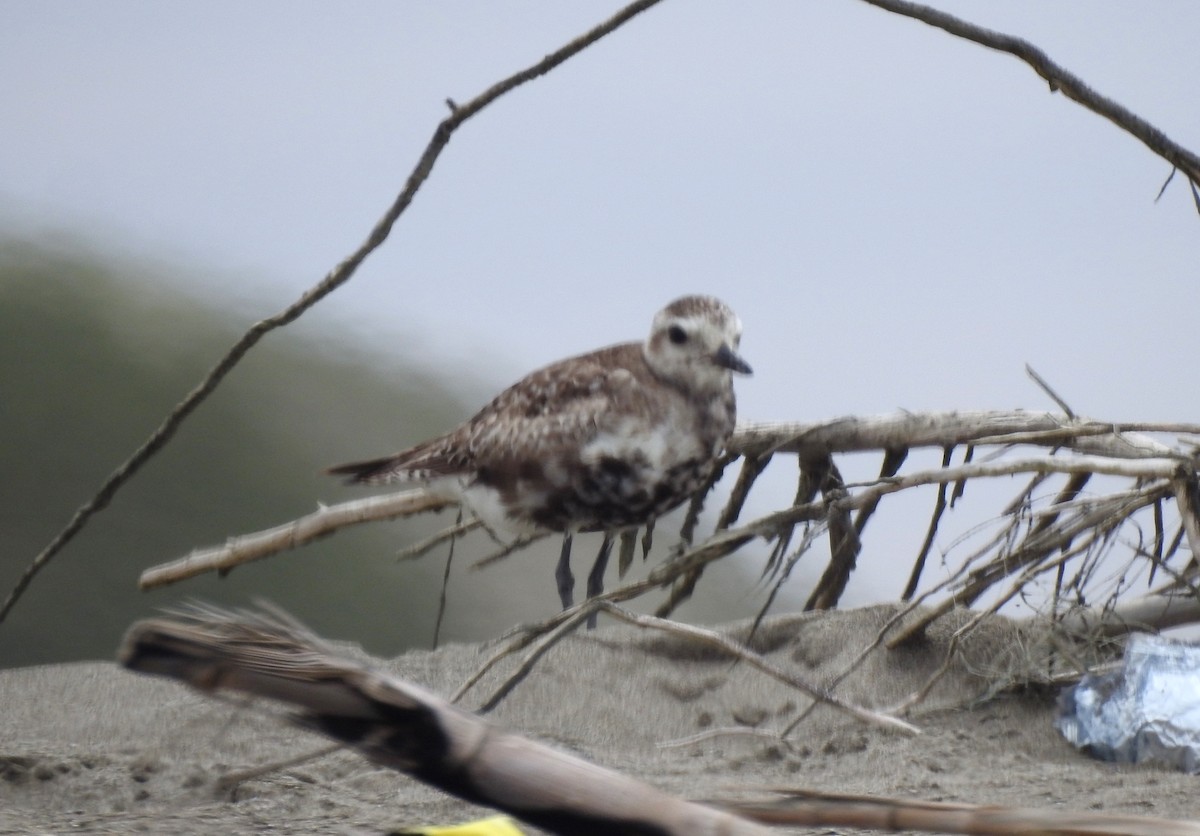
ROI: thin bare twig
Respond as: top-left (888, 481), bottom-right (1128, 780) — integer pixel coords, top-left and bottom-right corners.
top-left (949, 444), bottom-right (974, 507)
top-left (475, 605), bottom-right (595, 713)
top-left (750, 524), bottom-right (823, 637)
top-left (215, 743), bottom-right (344, 793)
top-left (716, 453), bottom-right (772, 530)
top-left (860, 0), bottom-right (1200, 193)
top-left (397, 517), bottom-right (482, 562)
top-left (432, 507), bottom-right (464, 648)
top-left (467, 601), bottom-right (920, 733)
top-left (470, 533), bottom-right (547, 570)
top-left (853, 447), bottom-right (909, 536)
top-left (804, 458), bottom-right (860, 611)
top-left (903, 445), bottom-right (953, 600)
top-left (601, 604), bottom-right (918, 734)
top-left (1025, 364), bottom-right (1076, 419)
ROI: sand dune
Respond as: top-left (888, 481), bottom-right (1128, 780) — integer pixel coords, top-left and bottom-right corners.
top-left (2, 605), bottom-right (1196, 834)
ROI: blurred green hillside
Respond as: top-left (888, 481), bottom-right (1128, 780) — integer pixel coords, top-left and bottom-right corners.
top-left (0, 239), bottom-right (496, 667)
top-left (0, 238), bottom-right (759, 668)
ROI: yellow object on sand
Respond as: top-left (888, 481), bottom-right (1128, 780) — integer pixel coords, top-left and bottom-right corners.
top-left (394, 815), bottom-right (526, 836)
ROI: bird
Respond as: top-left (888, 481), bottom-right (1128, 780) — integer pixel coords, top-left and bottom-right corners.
top-left (328, 294), bottom-right (751, 611)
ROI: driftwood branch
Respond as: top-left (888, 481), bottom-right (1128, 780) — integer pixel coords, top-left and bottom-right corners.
top-left (137, 411), bottom-right (1200, 590)
top-left (119, 605), bottom-right (1200, 836)
top-left (1, 0), bottom-right (664, 626)
top-left (139, 490), bottom-right (453, 589)
top-left (120, 605), bottom-right (772, 836)
top-left (801, 456), bottom-right (860, 611)
top-left (733, 412), bottom-right (1194, 460)
top-left (732, 787), bottom-right (1200, 836)
top-left (1055, 589), bottom-right (1200, 640)
top-left (135, 409), bottom-right (1200, 680)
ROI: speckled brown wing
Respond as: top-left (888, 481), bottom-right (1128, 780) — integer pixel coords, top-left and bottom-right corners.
top-left (463, 343), bottom-right (651, 463)
top-left (326, 342), bottom-right (650, 486)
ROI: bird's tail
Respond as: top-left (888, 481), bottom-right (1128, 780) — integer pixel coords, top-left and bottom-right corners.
top-left (325, 454), bottom-right (406, 484)
top-left (326, 437), bottom-right (460, 485)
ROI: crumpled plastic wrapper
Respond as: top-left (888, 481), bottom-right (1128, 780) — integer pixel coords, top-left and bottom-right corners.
top-left (1057, 632), bottom-right (1200, 773)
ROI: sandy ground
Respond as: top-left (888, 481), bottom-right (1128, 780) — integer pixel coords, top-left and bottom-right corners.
top-left (2, 604), bottom-right (1197, 835)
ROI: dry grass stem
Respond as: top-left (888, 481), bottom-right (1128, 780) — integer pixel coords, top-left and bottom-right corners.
top-left (396, 517), bottom-right (482, 562)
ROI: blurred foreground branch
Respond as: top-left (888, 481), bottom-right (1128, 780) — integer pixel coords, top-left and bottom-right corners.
top-left (120, 605), bottom-right (1200, 836)
top-left (121, 605), bottom-right (773, 836)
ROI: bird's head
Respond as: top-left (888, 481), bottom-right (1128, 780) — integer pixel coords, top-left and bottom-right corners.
top-left (644, 295), bottom-right (751, 393)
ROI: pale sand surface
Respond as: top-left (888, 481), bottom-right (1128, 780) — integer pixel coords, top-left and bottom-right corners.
top-left (2, 605), bottom-right (1196, 834)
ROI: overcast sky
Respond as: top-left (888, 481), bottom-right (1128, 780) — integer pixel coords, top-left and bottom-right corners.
top-left (4, 2), bottom-right (1198, 609)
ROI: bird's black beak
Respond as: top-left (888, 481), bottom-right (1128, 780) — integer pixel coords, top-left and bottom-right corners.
top-left (713, 344), bottom-right (752, 375)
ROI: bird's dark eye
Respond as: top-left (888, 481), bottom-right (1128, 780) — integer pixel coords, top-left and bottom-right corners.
top-left (667, 325), bottom-right (688, 345)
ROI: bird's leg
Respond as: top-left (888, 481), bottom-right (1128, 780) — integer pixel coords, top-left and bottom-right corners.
top-left (555, 533), bottom-right (574, 610)
top-left (585, 533), bottom-right (614, 630)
